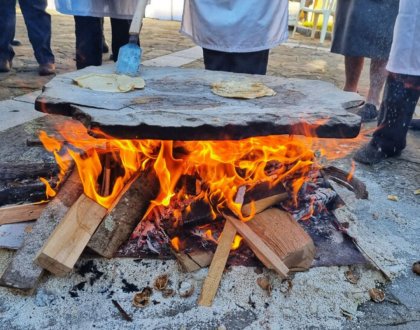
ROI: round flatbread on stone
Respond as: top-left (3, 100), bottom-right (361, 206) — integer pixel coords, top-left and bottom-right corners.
top-left (73, 73), bottom-right (145, 93)
top-left (211, 80), bottom-right (276, 99)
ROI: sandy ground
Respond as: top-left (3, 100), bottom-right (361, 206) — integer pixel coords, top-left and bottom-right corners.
top-left (0, 12), bottom-right (419, 330)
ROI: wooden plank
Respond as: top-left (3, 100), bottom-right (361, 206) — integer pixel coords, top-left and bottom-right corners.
top-left (0, 170), bottom-right (83, 290)
top-left (198, 221), bottom-right (238, 306)
top-left (0, 203), bottom-right (47, 225)
top-left (87, 168), bottom-right (159, 258)
top-left (246, 208), bottom-right (315, 271)
top-left (226, 215), bottom-right (289, 278)
top-left (35, 194), bottom-right (107, 276)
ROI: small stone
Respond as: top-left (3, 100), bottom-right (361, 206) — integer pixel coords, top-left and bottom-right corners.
top-left (387, 195), bottom-right (399, 202)
top-left (412, 261), bottom-right (420, 275)
top-left (178, 281), bottom-right (194, 298)
top-left (369, 288), bottom-right (385, 303)
top-left (414, 189), bottom-right (420, 195)
top-left (133, 287), bottom-right (152, 308)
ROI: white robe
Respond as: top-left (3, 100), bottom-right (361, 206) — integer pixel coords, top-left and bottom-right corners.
top-left (180, 0), bottom-right (289, 53)
top-left (386, 0), bottom-right (420, 76)
top-left (54, 0), bottom-right (137, 19)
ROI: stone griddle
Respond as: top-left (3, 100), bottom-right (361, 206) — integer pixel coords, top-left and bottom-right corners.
top-left (35, 64), bottom-right (362, 140)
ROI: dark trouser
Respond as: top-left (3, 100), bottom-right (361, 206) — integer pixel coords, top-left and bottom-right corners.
top-left (0, 0), bottom-right (54, 65)
top-left (371, 73), bottom-right (420, 155)
top-left (74, 16), bottom-right (131, 70)
top-left (202, 48), bottom-right (269, 75)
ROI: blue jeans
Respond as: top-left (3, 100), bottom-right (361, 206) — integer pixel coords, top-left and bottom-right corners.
top-left (0, 0), bottom-right (54, 65)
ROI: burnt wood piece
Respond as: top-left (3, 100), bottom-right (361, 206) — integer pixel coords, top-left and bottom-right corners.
top-left (0, 203), bottom-right (47, 225)
top-left (0, 170), bottom-right (83, 290)
top-left (0, 181), bottom-right (52, 207)
top-left (87, 168), bottom-right (160, 258)
top-left (35, 194), bottom-right (107, 276)
top-left (0, 163), bottom-right (59, 181)
top-left (35, 65), bottom-right (362, 140)
top-left (246, 208), bottom-right (315, 271)
top-left (241, 181), bottom-right (289, 217)
top-left (321, 166), bottom-right (368, 200)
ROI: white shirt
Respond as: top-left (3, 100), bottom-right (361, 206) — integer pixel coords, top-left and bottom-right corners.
top-left (180, 0), bottom-right (289, 53)
top-left (54, 0), bottom-right (137, 19)
top-left (386, 0), bottom-right (420, 76)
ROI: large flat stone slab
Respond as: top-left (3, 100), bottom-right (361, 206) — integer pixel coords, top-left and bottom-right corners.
top-left (35, 64), bottom-right (362, 140)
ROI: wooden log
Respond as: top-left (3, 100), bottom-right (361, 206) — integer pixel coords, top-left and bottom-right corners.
top-left (0, 170), bottom-right (83, 290)
top-left (246, 208), bottom-right (315, 271)
top-left (0, 203), bottom-right (47, 225)
top-left (87, 168), bottom-right (159, 258)
top-left (198, 221), bottom-right (238, 306)
top-left (174, 250), bottom-right (214, 273)
top-left (226, 214), bottom-right (289, 278)
top-left (35, 194), bottom-right (107, 276)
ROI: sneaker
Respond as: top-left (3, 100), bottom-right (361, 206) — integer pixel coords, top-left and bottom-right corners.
top-left (356, 103), bottom-right (378, 123)
top-left (0, 59), bottom-right (12, 72)
top-left (38, 63), bottom-right (56, 76)
top-left (353, 143), bottom-right (401, 165)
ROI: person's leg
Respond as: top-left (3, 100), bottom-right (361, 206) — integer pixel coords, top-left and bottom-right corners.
top-left (354, 73), bottom-right (420, 164)
top-left (343, 56), bottom-right (364, 92)
top-left (102, 18), bottom-right (109, 54)
top-left (18, 0), bottom-right (54, 66)
top-left (110, 18), bottom-right (131, 62)
top-left (366, 58), bottom-right (388, 106)
top-left (74, 16), bottom-right (102, 69)
top-left (356, 58), bottom-right (389, 122)
top-left (0, 0), bottom-right (16, 71)
top-left (203, 49), bottom-right (269, 75)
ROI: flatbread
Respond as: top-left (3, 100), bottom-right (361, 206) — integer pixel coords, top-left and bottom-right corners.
top-left (73, 73), bottom-right (145, 93)
top-left (211, 80), bottom-right (276, 99)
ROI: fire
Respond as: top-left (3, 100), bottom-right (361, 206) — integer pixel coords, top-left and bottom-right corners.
top-left (39, 120), bottom-right (370, 251)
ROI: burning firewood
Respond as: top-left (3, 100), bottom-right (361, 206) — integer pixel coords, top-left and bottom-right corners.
top-left (0, 170), bottom-right (83, 290)
top-left (87, 167), bottom-right (159, 258)
top-left (35, 193), bottom-right (107, 276)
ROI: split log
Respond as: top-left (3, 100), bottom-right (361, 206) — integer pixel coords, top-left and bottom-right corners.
top-left (35, 194), bottom-right (107, 276)
top-left (198, 221), bottom-right (237, 306)
top-left (0, 203), bottom-right (47, 225)
top-left (174, 249), bottom-right (214, 273)
top-left (87, 168), bottom-right (160, 258)
top-left (245, 208), bottom-right (315, 271)
top-left (0, 170), bottom-right (83, 290)
top-left (226, 214), bottom-right (289, 278)
top-left (0, 163), bottom-right (59, 181)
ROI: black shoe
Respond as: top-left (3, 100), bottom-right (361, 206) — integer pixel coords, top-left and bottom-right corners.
top-left (353, 143), bottom-right (401, 165)
top-left (38, 63), bottom-right (56, 76)
top-left (0, 59), bottom-right (12, 72)
top-left (409, 118), bottom-right (420, 130)
top-left (11, 39), bottom-right (22, 46)
top-left (356, 103), bottom-right (378, 123)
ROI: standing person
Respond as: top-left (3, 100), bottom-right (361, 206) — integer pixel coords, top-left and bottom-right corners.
top-left (354, 0), bottom-right (420, 165)
top-left (331, 0), bottom-right (399, 122)
top-left (0, 0), bottom-right (55, 75)
top-left (55, 0), bottom-right (137, 69)
top-left (180, 0), bottom-right (289, 75)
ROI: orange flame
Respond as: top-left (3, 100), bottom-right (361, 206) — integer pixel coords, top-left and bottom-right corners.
top-left (39, 120), bottom-right (370, 227)
top-left (231, 235), bottom-right (243, 250)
